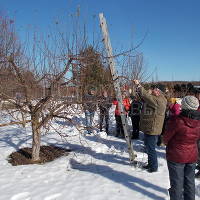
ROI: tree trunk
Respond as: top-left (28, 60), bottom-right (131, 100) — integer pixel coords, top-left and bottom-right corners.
top-left (31, 112), bottom-right (41, 162)
top-left (21, 112), bottom-right (26, 128)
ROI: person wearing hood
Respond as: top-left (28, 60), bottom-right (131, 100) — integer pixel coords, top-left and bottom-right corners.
top-left (168, 98), bottom-right (181, 117)
top-left (163, 96), bottom-right (200, 200)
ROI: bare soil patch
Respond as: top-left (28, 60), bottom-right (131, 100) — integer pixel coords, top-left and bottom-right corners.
top-left (8, 145), bottom-right (71, 166)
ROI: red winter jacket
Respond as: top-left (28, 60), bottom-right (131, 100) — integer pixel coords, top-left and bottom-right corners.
top-left (113, 98), bottom-right (130, 116)
top-left (163, 110), bottom-right (200, 163)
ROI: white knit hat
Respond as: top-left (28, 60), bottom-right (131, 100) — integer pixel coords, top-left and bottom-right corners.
top-left (181, 96), bottom-right (199, 110)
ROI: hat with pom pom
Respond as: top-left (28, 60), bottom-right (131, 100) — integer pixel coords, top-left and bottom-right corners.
top-left (181, 96), bottom-right (199, 110)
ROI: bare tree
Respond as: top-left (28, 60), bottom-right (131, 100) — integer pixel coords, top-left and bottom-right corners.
top-left (0, 14), bottom-right (88, 162)
top-left (0, 12), bottom-right (151, 164)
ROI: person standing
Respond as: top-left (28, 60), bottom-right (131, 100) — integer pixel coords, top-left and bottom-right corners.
top-left (196, 137), bottom-right (200, 179)
top-left (196, 140), bottom-right (200, 178)
top-left (157, 97), bottom-right (181, 147)
top-left (98, 90), bottom-right (112, 134)
top-left (129, 95), bottom-right (143, 139)
top-left (194, 90), bottom-right (200, 178)
top-left (168, 98), bottom-right (181, 117)
top-left (133, 80), bottom-right (167, 172)
top-left (113, 92), bottom-right (130, 138)
top-left (83, 87), bottom-right (97, 134)
top-left (163, 95), bottom-right (200, 200)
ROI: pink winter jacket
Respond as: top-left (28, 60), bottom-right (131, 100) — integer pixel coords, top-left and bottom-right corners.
top-left (169, 103), bottom-right (181, 116)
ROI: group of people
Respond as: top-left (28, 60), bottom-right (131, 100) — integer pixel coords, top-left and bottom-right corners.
top-left (82, 81), bottom-right (200, 200)
top-left (132, 80), bottom-right (200, 200)
top-left (82, 88), bottom-right (112, 134)
top-left (82, 87), bottom-right (143, 138)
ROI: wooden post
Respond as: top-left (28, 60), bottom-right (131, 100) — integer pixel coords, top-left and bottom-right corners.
top-left (99, 13), bottom-right (136, 164)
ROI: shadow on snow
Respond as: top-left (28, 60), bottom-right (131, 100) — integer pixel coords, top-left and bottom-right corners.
top-left (70, 158), bottom-right (168, 200)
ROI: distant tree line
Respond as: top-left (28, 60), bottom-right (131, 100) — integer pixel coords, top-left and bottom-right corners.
top-left (142, 81), bottom-right (200, 98)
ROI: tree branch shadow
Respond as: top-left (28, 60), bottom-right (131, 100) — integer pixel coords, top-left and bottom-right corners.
top-left (70, 158), bottom-right (168, 200)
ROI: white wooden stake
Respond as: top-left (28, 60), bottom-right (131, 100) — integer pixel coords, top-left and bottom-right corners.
top-left (99, 13), bottom-right (136, 164)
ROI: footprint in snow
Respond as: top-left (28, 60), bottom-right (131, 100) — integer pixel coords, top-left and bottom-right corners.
top-left (44, 193), bottom-right (62, 200)
top-left (10, 192), bottom-right (31, 200)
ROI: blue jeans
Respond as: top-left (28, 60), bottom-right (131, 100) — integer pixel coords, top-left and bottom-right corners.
top-left (85, 111), bottom-right (95, 133)
top-left (144, 133), bottom-right (158, 171)
top-left (167, 160), bottom-right (196, 200)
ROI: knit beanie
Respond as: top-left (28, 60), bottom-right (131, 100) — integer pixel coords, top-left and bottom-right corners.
top-left (181, 96), bottom-right (199, 110)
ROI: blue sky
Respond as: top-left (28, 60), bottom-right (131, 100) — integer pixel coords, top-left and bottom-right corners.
top-left (1, 0), bottom-right (200, 81)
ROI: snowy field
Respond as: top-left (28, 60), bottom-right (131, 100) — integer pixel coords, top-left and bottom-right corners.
top-left (0, 108), bottom-right (200, 200)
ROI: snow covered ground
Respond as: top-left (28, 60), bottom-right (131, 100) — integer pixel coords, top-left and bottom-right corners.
top-left (0, 109), bottom-right (200, 200)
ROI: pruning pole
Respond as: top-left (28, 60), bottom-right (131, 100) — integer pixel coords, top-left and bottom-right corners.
top-left (99, 13), bottom-right (136, 164)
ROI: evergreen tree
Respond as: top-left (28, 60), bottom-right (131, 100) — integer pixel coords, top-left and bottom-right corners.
top-left (75, 46), bottom-right (112, 95)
